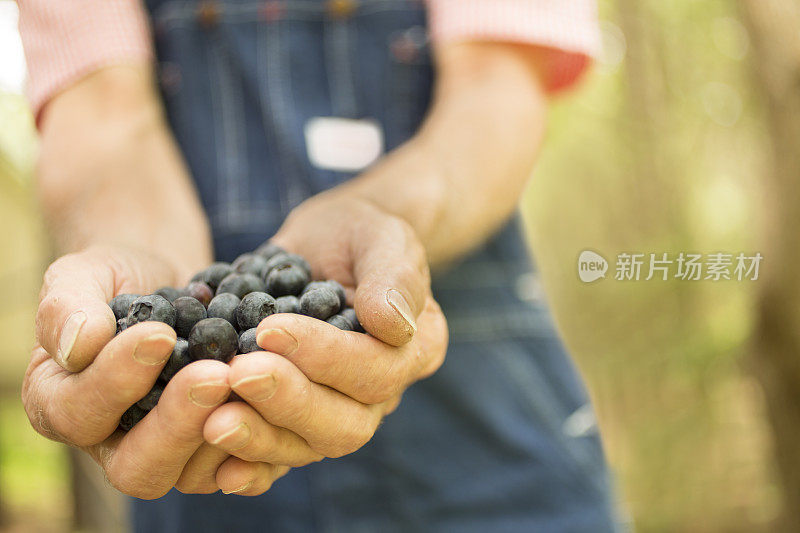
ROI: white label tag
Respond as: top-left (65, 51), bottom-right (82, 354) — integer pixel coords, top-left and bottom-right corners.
top-left (304, 117), bottom-right (384, 172)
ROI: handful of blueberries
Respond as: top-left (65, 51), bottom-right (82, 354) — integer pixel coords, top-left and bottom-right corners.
top-left (109, 243), bottom-right (362, 431)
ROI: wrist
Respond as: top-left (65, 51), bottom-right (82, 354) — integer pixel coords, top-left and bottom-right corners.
top-left (37, 112), bottom-right (213, 272)
top-left (326, 139), bottom-right (449, 259)
top-left (35, 64), bottom-right (213, 268)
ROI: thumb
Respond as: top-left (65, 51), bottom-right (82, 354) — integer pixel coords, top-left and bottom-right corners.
top-left (352, 216), bottom-right (430, 347)
top-left (36, 250), bottom-right (117, 372)
top-left (36, 245), bottom-right (176, 372)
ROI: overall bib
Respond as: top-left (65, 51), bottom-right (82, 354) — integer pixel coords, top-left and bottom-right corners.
top-left (135, 1), bottom-right (619, 531)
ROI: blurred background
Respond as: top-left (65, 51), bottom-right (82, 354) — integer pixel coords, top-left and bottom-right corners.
top-left (1, 0), bottom-right (798, 531)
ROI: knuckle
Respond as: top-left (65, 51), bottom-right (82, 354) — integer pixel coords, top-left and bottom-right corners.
top-left (418, 258), bottom-right (431, 285)
top-left (242, 429), bottom-right (278, 460)
top-left (409, 344), bottom-right (431, 380)
top-left (110, 477), bottom-right (167, 500)
top-left (358, 355), bottom-right (410, 405)
top-left (292, 412), bottom-right (318, 441)
top-left (174, 477), bottom-right (217, 495)
top-left (25, 403), bottom-right (61, 442)
top-left (357, 375), bottom-right (398, 405)
top-left (393, 218), bottom-right (428, 275)
top-left (383, 395), bottom-right (403, 415)
top-left (21, 362), bottom-right (67, 444)
top-left (383, 215), bottom-right (411, 238)
top-left (50, 402), bottom-right (99, 446)
top-left (330, 421), bottom-right (376, 458)
top-left (292, 452), bottom-right (324, 468)
top-left (166, 415), bottom-right (203, 443)
top-left (394, 261), bottom-right (421, 287)
top-left (106, 458), bottom-right (171, 499)
top-left (347, 424), bottom-right (376, 454)
top-left (106, 468), bottom-right (140, 497)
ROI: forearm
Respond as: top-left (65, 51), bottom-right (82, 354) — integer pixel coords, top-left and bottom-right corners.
top-left (337, 42), bottom-right (548, 267)
top-left (37, 64), bottom-right (212, 281)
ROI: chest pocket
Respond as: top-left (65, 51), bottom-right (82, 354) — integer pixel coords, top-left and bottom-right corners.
top-left (145, 0), bottom-right (433, 260)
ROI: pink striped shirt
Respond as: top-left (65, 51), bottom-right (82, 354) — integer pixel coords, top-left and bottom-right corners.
top-left (17, 0), bottom-right (600, 119)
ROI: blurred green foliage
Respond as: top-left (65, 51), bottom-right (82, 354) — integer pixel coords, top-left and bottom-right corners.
top-left (0, 400), bottom-right (70, 532)
top-left (523, 0), bottom-right (779, 530)
top-left (0, 93), bottom-right (68, 532)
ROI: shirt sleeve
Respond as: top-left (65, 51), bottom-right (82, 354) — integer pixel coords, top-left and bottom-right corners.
top-left (17, 0), bottom-right (153, 120)
top-left (17, 0), bottom-right (598, 120)
top-left (427, 0), bottom-right (601, 93)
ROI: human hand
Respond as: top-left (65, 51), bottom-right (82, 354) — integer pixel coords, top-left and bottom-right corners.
top-left (22, 244), bottom-right (245, 498)
top-left (202, 196), bottom-right (448, 495)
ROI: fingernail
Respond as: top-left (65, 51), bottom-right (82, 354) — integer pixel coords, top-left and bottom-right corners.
top-left (222, 480), bottom-right (253, 495)
top-left (189, 382), bottom-right (230, 407)
top-left (256, 329), bottom-right (298, 356)
top-left (133, 334), bottom-right (176, 365)
top-left (211, 422), bottom-right (251, 450)
top-left (57, 311), bottom-right (86, 365)
top-left (232, 373), bottom-right (277, 402)
top-left (386, 289), bottom-right (416, 334)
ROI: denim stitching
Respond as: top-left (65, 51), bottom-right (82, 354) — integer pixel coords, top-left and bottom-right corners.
top-left (206, 40), bottom-right (231, 229)
top-left (208, 39), bottom-right (248, 230)
top-left (492, 340), bottom-right (610, 497)
top-left (444, 308), bottom-right (557, 343)
top-left (207, 202), bottom-right (284, 229)
top-left (324, 18), bottom-right (358, 118)
top-left (258, 22), bottom-right (307, 210)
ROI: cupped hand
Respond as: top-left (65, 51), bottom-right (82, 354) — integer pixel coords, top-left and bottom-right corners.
top-left (23, 244), bottom-right (238, 498)
top-left (203, 197), bottom-right (448, 495)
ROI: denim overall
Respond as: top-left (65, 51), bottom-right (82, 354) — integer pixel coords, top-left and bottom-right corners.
top-left (135, 1), bottom-right (619, 531)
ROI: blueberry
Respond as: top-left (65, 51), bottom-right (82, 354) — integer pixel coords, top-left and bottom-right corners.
top-left (339, 307), bottom-right (364, 333)
top-left (216, 273), bottom-right (265, 299)
top-left (119, 404), bottom-right (148, 431)
top-left (275, 295), bottom-right (300, 314)
top-left (127, 295), bottom-right (177, 328)
top-left (109, 293), bottom-right (139, 320)
top-left (262, 253), bottom-right (312, 279)
top-left (255, 242), bottom-right (285, 260)
top-left (154, 286), bottom-right (182, 303)
top-left (232, 253), bottom-right (270, 277)
top-left (116, 318), bottom-right (128, 334)
top-left (265, 264), bottom-right (309, 297)
top-left (136, 382), bottom-right (165, 411)
top-left (186, 281), bottom-right (214, 307)
top-left (326, 280), bottom-right (346, 308)
top-left (235, 292), bottom-right (276, 330)
top-left (173, 297), bottom-right (207, 338)
top-left (327, 314), bottom-right (354, 331)
top-left (188, 318), bottom-right (239, 362)
top-left (303, 280), bottom-right (346, 308)
top-left (192, 262), bottom-right (234, 290)
top-left (302, 281), bottom-right (328, 294)
top-left (299, 286), bottom-right (340, 320)
top-left (238, 328), bottom-right (259, 354)
top-left (159, 338), bottom-right (191, 382)
top-left (207, 293), bottom-right (241, 327)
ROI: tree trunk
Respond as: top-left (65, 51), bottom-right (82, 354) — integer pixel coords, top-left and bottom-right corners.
top-left (740, 1), bottom-right (800, 530)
